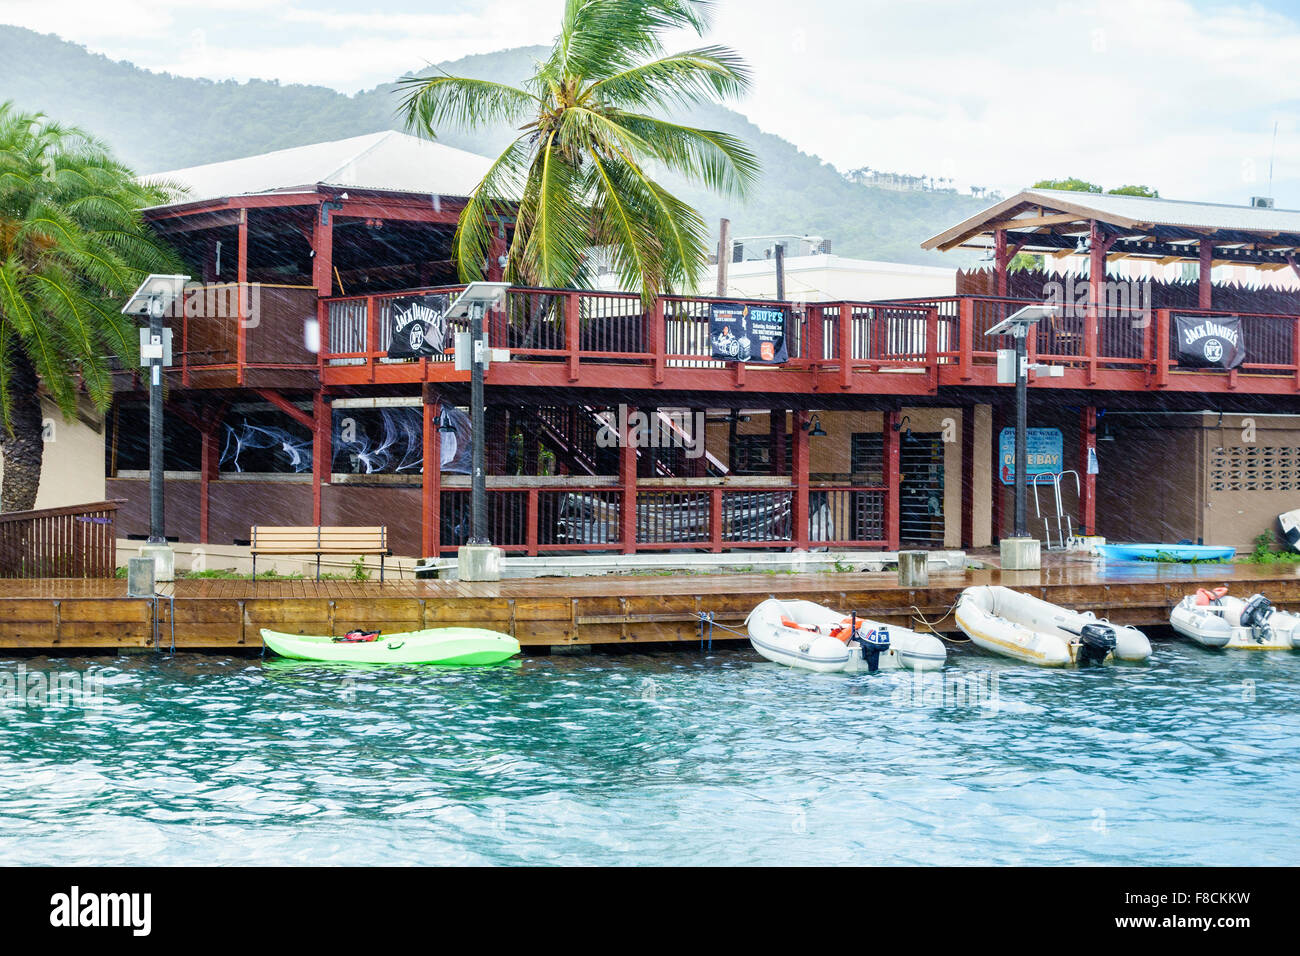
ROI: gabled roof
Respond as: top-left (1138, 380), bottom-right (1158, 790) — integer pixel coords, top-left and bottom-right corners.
top-left (145, 130), bottom-right (494, 206)
top-left (923, 188), bottom-right (1300, 266)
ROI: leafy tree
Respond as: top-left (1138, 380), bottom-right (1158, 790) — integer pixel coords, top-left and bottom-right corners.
top-left (0, 102), bottom-right (180, 511)
top-left (1034, 177), bottom-right (1103, 193)
top-left (396, 0), bottom-right (759, 298)
top-left (1107, 184), bottom-right (1159, 198)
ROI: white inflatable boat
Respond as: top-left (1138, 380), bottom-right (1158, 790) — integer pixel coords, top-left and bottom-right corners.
top-left (955, 585), bottom-right (1152, 666)
top-left (745, 598), bottom-right (947, 673)
top-left (1169, 587), bottom-right (1300, 650)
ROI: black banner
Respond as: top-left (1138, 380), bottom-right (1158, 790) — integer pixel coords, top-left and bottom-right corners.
top-left (387, 293), bottom-right (451, 359)
top-left (709, 303), bottom-right (788, 364)
top-left (1174, 314), bottom-right (1246, 369)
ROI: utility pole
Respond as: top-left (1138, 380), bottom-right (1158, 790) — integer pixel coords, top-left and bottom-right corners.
top-left (716, 218), bottom-right (731, 297)
top-left (775, 243), bottom-right (786, 301)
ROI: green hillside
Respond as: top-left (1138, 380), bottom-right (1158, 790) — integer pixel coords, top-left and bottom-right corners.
top-left (0, 26), bottom-right (984, 265)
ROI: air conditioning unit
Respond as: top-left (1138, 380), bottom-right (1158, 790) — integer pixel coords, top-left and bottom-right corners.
top-left (1251, 196), bottom-right (1275, 208)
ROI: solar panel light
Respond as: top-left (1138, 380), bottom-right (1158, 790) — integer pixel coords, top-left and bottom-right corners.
top-left (985, 304), bottom-right (1058, 337)
top-left (445, 281), bottom-right (511, 319)
top-left (121, 274), bottom-right (190, 319)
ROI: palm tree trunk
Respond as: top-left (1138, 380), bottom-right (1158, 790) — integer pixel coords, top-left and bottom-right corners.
top-left (0, 352), bottom-right (45, 513)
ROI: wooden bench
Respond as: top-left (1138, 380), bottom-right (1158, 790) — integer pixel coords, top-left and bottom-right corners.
top-left (249, 526), bottom-right (390, 581)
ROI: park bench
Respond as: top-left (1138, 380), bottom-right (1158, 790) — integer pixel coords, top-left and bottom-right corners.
top-left (249, 526), bottom-right (390, 581)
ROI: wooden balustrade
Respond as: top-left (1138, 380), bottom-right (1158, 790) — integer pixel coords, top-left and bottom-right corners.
top-left (0, 501), bottom-right (121, 579)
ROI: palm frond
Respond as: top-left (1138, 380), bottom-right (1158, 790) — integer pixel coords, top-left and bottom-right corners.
top-left (586, 46), bottom-right (750, 110)
top-left (396, 74), bottom-right (537, 135)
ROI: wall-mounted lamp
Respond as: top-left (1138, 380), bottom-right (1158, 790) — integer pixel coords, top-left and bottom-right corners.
top-left (892, 414), bottom-right (913, 442)
top-left (802, 414), bottom-right (827, 437)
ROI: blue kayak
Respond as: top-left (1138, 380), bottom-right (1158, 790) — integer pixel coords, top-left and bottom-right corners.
top-left (1096, 543), bottom-right (1236, 562)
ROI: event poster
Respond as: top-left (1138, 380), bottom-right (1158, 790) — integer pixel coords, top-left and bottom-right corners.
top-left (709, 303), bottom-right (788, 364)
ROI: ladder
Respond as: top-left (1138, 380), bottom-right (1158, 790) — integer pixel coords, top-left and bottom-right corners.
top-left (1032, 470), bottom-right (1081, 551)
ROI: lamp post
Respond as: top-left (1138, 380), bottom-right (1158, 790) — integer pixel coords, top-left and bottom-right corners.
top-left (445, 281), bottom-right (510, 578)
top-left (122, 274), bottom-right (189, 581)
top-left (986, 304), bottom-right (1059, 569)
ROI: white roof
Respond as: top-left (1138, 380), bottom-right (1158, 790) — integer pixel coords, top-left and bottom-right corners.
top-left (146, 130), bottom-right (494, 205)
top-left (1024, 188), bottom-right (1300, 233)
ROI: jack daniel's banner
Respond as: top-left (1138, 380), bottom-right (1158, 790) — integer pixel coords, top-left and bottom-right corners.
top-left (1174, 314), bottom-right (1246, 369)
top-left (709, 303), bottom-right (788, 364)
top-left (387, 293), bottom-right (451, 359)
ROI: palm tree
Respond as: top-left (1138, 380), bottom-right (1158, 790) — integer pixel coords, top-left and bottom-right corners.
top-left (397, 0), bottom-right (759, 298)
top-left (0, 102), bottom-right (180, 511)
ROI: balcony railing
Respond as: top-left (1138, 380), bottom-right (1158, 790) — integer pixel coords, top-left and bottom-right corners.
top-left (0, 501), bottom-right (121, 578)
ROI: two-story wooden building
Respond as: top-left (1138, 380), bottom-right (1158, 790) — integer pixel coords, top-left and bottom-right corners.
top-left (108, 139), bottom-right (1300, 558)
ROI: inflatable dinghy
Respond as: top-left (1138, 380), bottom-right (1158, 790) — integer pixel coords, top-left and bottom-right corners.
top-left (745, 598), bottom-right (946, 673)
top-left (955, 585), bottom-right (1151, 666)
top-left (1169, 588), bottom-right (1300, 650)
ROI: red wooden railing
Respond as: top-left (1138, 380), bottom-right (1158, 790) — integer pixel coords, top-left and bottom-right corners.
top-left (432, 483), bottom-right (889, 556)
top-left (0, 500), bottom-right (121, 578)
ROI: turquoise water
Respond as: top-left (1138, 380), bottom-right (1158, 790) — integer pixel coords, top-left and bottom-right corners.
top-left (1, 635), bottom-right (1298, 865)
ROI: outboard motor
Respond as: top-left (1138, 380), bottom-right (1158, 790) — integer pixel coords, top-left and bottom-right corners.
top-left (1076, 623), bottom-right (1116, 666)
top-left (851, 620), bottom-right (891, 673)
top-left (1239, 593), bottom-right (1274, 629)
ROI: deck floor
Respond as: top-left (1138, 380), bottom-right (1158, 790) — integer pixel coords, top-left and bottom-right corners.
top-left (3, 557), bottom-right (1298, 650)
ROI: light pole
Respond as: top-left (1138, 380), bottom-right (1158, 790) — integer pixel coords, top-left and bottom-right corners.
top-left (986, 304), bottom-right (1058, 568)
top-left (445, 281), bottom-right (510, 576)
top-left (122, 274), bottom-right (189, 581)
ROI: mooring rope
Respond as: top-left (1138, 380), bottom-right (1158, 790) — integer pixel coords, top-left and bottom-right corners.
top-left (909, 603), bottom-right (970, 642)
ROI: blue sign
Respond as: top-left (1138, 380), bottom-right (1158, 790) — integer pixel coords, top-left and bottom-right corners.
top-left (999, 427), bottom-right (1064, 485)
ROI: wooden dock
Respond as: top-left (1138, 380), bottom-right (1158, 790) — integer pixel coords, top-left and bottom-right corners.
top-left (4, 559), bottom-right (1300, 651)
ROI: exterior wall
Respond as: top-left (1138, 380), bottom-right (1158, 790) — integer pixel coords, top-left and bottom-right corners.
top-left (0, 396), bottom-right (106, 511)
top-left (1199, 414), bottom-right (1300, 550)
top-left (1093, 419), bottom-right (1201, 545)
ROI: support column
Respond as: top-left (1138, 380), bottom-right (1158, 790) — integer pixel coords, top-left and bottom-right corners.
top-left (619, 407), bottom-right (638, 554)
top-left (422, 386), bottom-right (442, 558)
top-left (994, 228), bottom-right (1009, 297)
top-left (1086, 220), bottom-right (1110, 384)
top-left (884, 410), bottom-right (901, 550)
top-left (236, 209), bottom-right (249, 384)
top-left (792, 411), bottom-right (810, 550)
top-left (1080, 406), bottom-right (1097, 537)
top-left (770, 409), bottom-right (787, 476)
top-left (960, 406), bottom-right (975, 549)
top-left (1199, 239), bottom-right (1213, 310)
top-left (198, 419), bottom-right (221, 545)
top-left (312, 390), bottom-right (330, 526)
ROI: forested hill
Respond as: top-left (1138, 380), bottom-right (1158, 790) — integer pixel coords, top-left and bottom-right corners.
top-left (0, 26), bottom-right (985, 264)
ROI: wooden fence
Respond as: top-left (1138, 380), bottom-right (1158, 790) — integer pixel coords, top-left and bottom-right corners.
top-left (0, 500), bottom-right (121, 578)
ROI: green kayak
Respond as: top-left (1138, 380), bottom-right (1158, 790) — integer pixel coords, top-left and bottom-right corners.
top-left (260, 627), bottom-right (520, 665)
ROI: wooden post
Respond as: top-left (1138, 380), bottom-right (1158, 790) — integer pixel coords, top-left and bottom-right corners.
top-left (651, 295), bottom-right (665, 383)
top-left (770, 410), bottom-right (787, 476)
top-left (313, 201), bottom-right (334, 377)
top-left (1080, 406), bottom-right (1097, 536)
top-left (839, 305), bottom-right (853, 390)
top-left (994, 228), bottom-right (1009, 297)
top-left (1087, 219), bottom-right (1104, 385)
top-left (421, 386), bottom-right (441, 558)
top-left (566, 291), bottom-right (580, 381)
top-left (1155, 308), bottom-right (1171, 388)
top-left (808, 304), bottom-right (824, 368)
top-left (1199, 239), bottom-right (1213, 310)
top-left (959, 296), bottom-right (974, 381)
top-left (366, 295), bottom-right (379, 382)
top-left (710, 487), bottom-right (724, 553)
top-left (236, 208), bottom-right (248, 385)
top-left (620, 407), bottom-right (637, 554)
top-left (716, 218), bottom-right (731, 297)
top-left (312, 389), bottom-right (330, 526)
top-left (198, 419), bottom-right (221, 545)
top-left (792, 411), bottom-right (811, 550)
top-left (884, 410), bottom-right (901, 550)
top-left (960, 406), bottom-right (975, 549)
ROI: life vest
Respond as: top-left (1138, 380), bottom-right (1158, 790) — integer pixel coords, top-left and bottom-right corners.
top-left (334, 629), bottom-right (380, 643)
top-left (1194, 586), bottom-right (1229, 606)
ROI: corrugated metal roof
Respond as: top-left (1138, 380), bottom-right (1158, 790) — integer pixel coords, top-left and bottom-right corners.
top-left (1024, 188), bottom-right (1300, 232)
top-left (145, 130), bottom-right (495, 205)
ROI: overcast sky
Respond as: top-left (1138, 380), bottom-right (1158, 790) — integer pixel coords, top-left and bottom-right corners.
top-left (4, 0), bottom-right (1300, 204)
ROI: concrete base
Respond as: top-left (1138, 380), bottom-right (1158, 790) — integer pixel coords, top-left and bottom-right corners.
top-left (1000, 537), bottom-right (1042, 571)
top-left (457, 545), bottom-right (504, 582)
top-left (136, 542), bottom-right (175, 583)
